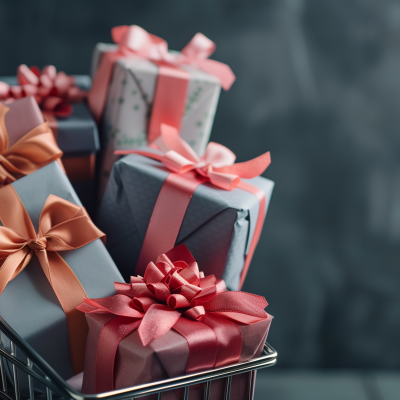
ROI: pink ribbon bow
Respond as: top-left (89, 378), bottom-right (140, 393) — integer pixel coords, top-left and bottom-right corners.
top-left (111, 25), bottom-right (235, 90)
top-left (116, 124), bottom-right (271, 190)
top-left (77, 244), bottom-right (269, 392)
top-left (0, 65), bottom-right (86, 117)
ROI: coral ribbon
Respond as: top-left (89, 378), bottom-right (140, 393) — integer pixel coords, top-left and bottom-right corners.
top-left (116, 124), bottom-right (271, 288)
top-left (0, 186), bottom-right (105, 373)
top-left (88, 25), bottom-right (235, 142)
top-left (77, 244), bottom-right (269, 393)
top-left (0, 103), bottom-right (63, 187)
top-left (0, 65), bottom-right (86, 117)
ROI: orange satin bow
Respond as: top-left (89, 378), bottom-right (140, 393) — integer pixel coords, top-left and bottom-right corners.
top-left (0, 103), bottom-right (63, 187)
top-left (0, 185), bottom-right (105, 373)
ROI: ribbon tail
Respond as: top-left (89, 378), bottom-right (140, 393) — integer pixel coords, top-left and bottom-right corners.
top-left (214, 152), bottom-right (271, 179)
top-left (193, 58), bottom-right (235, 91)
top-left (236, 181), bottom-right (267, 289)
top-left (88, 51), bottom-right (121, 122)
top-left (36, 250), bottom-right (88, 373)
top-left (135, 171), bottom-right (205, 276)
top-left (172, 317), bottom-right (218, 373)
top-left (0, 249), bottom-right (32, 295)
top-left (95, 316), bottom-right (141, 393)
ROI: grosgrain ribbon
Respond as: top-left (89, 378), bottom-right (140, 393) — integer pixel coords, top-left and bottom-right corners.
top-left (88, 25), bottom-right (235, 142)
top-left (116, 124), bottom-right (271, 288)
top-left (0, 64), bottom-right (87, 118)
top-left (0, 103), bottom-right (63, 187)
top-left (0, 186), bottom-right (105, 373)
top-left (77, 244), bottom-right (269, 393)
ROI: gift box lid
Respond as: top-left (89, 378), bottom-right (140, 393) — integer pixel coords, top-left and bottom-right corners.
top-left (0, 76), bottom-right (99, 156)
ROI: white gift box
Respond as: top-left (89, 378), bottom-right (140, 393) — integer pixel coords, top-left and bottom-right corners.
top-left (91, 43), bottom-right (221, 193)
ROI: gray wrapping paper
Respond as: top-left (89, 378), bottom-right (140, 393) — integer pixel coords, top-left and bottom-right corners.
top-left (0, 161), bottom-right (124, 381)
top-left (97, 153), bottom-right (274, 290)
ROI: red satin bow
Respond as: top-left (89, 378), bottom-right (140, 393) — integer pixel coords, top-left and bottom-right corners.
top-left (77, 244), bottom-right (269, 393)
top-left (116, 124), bottom-right (271, 191)
top-left (0, 65), bottom-right (86, 117)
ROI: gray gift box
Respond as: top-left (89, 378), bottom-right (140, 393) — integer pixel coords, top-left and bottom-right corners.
top-left (97, 153), bottom-right (274, 290)
top-left (0, 161), bottom-right (123, 383)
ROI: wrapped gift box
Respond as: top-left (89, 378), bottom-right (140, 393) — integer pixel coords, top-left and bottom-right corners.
top-left (91, 43), bottom-right (220, 156)
top-left (0, 75), bottom-right (99, 216)
top-left (78, 245), bottom-right (273, 400)
top-left (90, 26), bottom-right (234, 195)
top-left (97, 151), bottom-right (274, 290)
top-left (0, 161), bottom-right (123, 384)
top-left (83, 312), bottom-right (271, 399)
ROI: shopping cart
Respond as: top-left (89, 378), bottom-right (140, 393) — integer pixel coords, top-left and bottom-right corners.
top-left (0, 317), bottom-right (277, 400)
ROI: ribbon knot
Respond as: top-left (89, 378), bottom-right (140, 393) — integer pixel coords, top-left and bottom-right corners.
top-left (0, 185), bottom-right (106, 373)
top-left (26, 237), bottom-right (47, 251)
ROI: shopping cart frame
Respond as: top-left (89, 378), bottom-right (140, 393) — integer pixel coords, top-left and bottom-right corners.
top-left (0, 317), bottom-right (277, 400)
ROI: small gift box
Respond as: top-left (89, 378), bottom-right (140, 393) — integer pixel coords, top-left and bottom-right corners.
top-left (0, 96), bottom-right (62, 185)
top-left (88, 25), bottom-right (235, 194)
top-left (0, 67), bottom-right (99, 215)
top-left (78, 244), bottom-right (272, 400)
top-left (97, 125), bottom-right (274, 290)
top-left (0, 161), bottom-right (123, 385)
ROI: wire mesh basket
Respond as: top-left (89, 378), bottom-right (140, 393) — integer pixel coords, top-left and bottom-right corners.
top-left (0, 317), bottom-right (277, 400)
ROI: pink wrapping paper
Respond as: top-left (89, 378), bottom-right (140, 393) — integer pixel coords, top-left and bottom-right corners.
top-left (4, 96), bottom-right (44, 143)
top-left (82, 313), bottom-right (272, 400)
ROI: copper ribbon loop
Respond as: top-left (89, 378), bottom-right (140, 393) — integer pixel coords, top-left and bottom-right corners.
top-left (0, 103), bottom-right (63, 187)
top-left (0, 186), bottom-right (106, 374)
top-left (77, 244), bottom-right (269, 393)
top-left (88, 25), bottom-right (235, 142)
top-left (0, 65), bottom-right (87, 118)
top-left (116, 124), bottom-right (271, 288)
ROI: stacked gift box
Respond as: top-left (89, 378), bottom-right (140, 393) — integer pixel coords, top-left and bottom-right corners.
top-left (0, 24), bottom-right (275, 400)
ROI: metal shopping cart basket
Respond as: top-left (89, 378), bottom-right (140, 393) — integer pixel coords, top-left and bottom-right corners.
top-left (0, 317), bottom-right (277, 400)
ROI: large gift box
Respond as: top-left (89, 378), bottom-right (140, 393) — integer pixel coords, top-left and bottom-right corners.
top-left (78, 245), bottom-right (273, 400)
top-left (97, 125), bottom-right (274, 290)
top-left (88, 25), bottom-right (235, 194)
top-left (0, 67), bottom-right (100, 215)
top-left (0, 161), bottom-right (124, 384)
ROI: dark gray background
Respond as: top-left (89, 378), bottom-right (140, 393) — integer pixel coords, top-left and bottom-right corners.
top-left (1, 0), bottom-right (399, 369)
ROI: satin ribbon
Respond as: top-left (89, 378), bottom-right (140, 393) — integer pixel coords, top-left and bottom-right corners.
top-left (88, 25), bottom-right (235, 142)
top-left (0, 185), bottom-right (105, 373)
top-left (115, 124), bottom-right (271, 288)
top-left (0, 64), bottom-right (87, 118)
top-left (0, 103), bottom-right (63, 187)
top-left (77, 244), bottom-right (269, 393)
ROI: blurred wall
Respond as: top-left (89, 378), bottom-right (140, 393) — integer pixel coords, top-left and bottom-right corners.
top-left (1, 0), bottom-right (400, 369)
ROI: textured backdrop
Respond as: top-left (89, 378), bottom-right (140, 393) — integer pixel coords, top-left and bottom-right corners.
top-left (1, 0), bottom-right (399, 369)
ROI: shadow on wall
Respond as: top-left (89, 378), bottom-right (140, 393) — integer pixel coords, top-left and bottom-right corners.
top-left (1, 0), bottom-right (400, 369)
